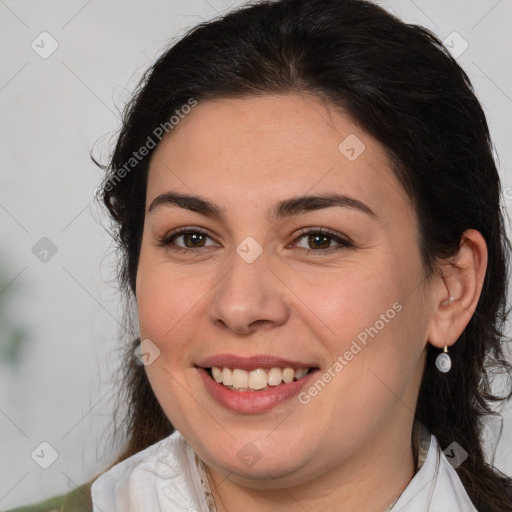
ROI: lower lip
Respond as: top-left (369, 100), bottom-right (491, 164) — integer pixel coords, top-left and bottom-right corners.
top-left (197, 367), bottom-right (317, 414)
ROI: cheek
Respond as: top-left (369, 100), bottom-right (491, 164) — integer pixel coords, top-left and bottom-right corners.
top-left (292, 257), bottom-right (406, 354)
top-left (136, 258), bottom-right (206, 429)
top-left (296, 254), bottom-right (425, 405)
top-left (136, 255), bottom-right (195, 363)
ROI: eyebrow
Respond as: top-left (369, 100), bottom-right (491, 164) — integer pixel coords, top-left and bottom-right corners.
top-left (148, 191), bottom-right (377, 221)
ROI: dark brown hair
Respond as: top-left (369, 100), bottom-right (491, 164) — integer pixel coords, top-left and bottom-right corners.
top-left (96, 0), bottom-right (512, 509)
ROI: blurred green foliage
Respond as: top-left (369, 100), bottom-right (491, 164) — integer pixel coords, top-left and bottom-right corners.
top-left (0, 265), bottom-right (29, 366)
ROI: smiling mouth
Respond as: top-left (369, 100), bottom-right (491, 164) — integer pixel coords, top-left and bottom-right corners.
top-left (207, 366), bottom-right (317, 392)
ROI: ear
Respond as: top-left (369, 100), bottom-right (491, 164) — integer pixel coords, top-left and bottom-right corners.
top-left (426, 229), bottom-right (488, 349)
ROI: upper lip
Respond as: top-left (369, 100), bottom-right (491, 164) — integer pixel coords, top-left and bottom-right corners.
top-left (197, 354), bottom-right (319, 371)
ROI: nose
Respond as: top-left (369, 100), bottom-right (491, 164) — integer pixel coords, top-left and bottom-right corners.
top-left (208, 248), bottom-right (290, 335)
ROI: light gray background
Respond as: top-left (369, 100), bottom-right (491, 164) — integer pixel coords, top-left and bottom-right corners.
top-left (1, 0), bottom-right (511, 508)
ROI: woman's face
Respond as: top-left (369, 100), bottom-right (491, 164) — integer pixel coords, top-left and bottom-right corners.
top-left (136, 93), bottom-right (436, 488)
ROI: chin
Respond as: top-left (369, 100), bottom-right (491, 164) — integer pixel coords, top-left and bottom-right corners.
top-left (195, 434), bottom-right (321, 487)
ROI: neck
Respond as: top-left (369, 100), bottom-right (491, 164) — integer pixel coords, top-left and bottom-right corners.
top-left (205, 417), bottom-right (416, 512)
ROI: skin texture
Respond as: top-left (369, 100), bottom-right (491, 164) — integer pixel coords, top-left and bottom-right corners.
top-left (135, 93), bottom-right (487, 512)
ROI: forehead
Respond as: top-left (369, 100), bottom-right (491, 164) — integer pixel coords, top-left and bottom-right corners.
top-left (146, 93), bottom-right (412, 225)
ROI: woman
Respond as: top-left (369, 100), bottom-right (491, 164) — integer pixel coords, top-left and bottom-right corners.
top-left (9, 0), bottom-right (512, 510)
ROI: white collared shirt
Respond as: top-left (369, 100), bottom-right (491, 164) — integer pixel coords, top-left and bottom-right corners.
top-left (389, 433), bottom-right (477, 512)
top-left (91, 427), bottom-right (478, 512)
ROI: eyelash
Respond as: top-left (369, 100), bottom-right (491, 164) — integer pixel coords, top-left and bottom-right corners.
top-left (157, 227), bottom-right (354, 256)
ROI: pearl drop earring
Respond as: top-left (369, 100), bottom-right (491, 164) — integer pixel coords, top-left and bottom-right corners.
top-left (436, 346), bottom-right (451, 373)
top-left (435, 296), bottom-right (454, 372)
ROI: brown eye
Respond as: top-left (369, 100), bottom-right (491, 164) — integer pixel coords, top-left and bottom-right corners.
top-left (305, 233), bottom-right (331, 250)
top-left (160, 228), bottom-right (218, 253)
top-left (293, 228), bottom-right (353, 253)
top-left (179, 232), bottom-right (207, 248)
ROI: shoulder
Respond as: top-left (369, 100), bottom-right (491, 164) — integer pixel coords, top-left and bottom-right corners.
top-left (391, 430), bottom-right (479, 511)
top-left (91, 430), bottom-right (205, 510)
top-left (4, 482), bottom-right (92, 512)
top-left (93, 429), bottom-right (186, 485)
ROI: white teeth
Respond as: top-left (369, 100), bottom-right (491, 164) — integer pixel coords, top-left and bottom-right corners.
top-left (212, 367), bottom-right (223, 383)
top-left (221, 367), bottom-right (233, 386)
top-left (294, 368), bottom-right (308, 380)
top-left (249, 369), bottom-right (268, 390)
top-left (268, 367), bottom-right (283, 386)
top-left (282, 367), bottom-right (294, 383)
top-left (232, 369), bottom-right (249, 389)
top-left (210, 366), bottom-right (311, 390)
